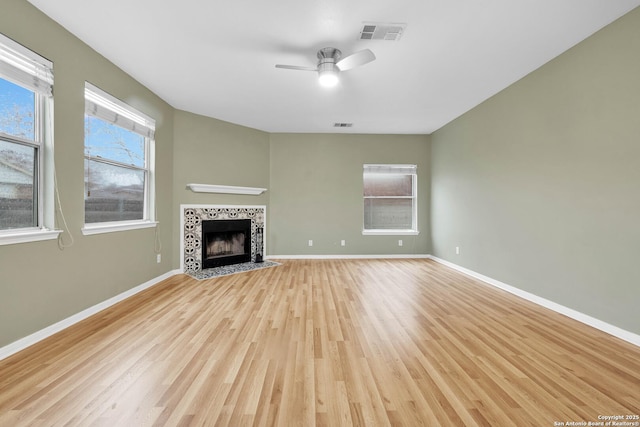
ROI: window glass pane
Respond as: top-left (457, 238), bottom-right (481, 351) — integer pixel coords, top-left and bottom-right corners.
top-left (84, 159), bottom-right (145, 223)
top-left (364, 198), bottom-right (413, 230)
top-left (0, 139), bottom-right (36, 229)
top-left (364, 174), bottom-right (413, 197)
top-left (85, 116), bottom-right (145, 167)
top-left (0, 78), bottom-right (35, 140)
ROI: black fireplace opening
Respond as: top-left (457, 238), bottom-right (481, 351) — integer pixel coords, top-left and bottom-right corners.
top-left (201, 219), bottom-right (251, 269)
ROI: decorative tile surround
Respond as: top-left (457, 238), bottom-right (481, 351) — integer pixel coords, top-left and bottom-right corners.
top-left (181, 205), bottom-right (266, 274)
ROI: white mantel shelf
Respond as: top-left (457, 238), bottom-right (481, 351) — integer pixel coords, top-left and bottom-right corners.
top-left (187, 183), bottom-right (267, 195)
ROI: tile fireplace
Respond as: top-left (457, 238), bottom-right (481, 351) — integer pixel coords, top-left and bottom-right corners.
top-left (180, 205), bottom-right (266, 274)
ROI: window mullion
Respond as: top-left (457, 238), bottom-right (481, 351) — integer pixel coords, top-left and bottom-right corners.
top-left (84, 155), bottom-right (147, 172)
top-left (0, 132), bottom-right (41, 149)
top-left (364, 196), bottom-right (414, 199)
top-left (35, 93), bottom-right (45, 228)
top-left (143, 169), bottom-right (149, 221)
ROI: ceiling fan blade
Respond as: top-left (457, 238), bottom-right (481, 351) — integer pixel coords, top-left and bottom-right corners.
top-left (275, 64), bottom-right (317, 71)
top-left (335, 49), bottom-right (376, 71)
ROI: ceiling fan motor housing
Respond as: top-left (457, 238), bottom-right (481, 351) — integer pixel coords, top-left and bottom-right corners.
top-left (317, 47), bottom-right (342, 63)
top-left (317, 47), bottom-right (341, 80)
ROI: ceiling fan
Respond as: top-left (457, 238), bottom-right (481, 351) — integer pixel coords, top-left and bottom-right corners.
top-left (275, 47), bottom-right (376, 87)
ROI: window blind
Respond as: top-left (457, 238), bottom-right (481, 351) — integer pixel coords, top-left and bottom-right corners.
top-left (363, 164), bottom-right (416, 175)
top-left (0, 33), bottom-right (53, 96)
top-left (363, 164), bottom-right (418, 232)
top-left (84, 82), bottom-right (155, 139)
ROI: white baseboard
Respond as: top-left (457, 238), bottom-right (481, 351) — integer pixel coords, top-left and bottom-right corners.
top-left (428, 255), bottom-right (640, 348)
top-left (266, 254), bottom-right (430, 260)
top-left (0, 269), bottom-right (182, 362)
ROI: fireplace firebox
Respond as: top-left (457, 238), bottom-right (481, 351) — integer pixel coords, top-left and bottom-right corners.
top-left (201, 219), bottom-right (251, 268)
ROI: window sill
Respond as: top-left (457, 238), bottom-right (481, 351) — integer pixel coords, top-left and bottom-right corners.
top-left (0, 228), bottom-right (62, 246)
top-left (362, 229), bottom-right (420, 236)
top-left (82, 221), bottom-right (158, 236)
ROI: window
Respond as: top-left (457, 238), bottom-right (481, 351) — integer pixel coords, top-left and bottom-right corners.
top-left (0, 33), bottom-right (58, 245)
top-left (363, 164), bottom-right (418, 235)
top-left (83, 82), bottom-right (156, 234)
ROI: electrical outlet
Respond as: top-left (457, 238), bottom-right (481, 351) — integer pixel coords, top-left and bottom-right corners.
top-left (156, 253), bottom-right (161, 263)
top-left (308, 240), bottom-right (313, 247)
top-left (455, 246), bottom-right (460, 255)
top-left (398, 239), bottom-right (403, 247)
top-left (341, 240), bottom-right (346, 246)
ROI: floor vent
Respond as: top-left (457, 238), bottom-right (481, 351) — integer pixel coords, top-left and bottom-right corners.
top-left (359, 23), bottom-right (407, 41)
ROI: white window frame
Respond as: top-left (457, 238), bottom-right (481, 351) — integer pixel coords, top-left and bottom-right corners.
top-left (81, 82), bottom-right (156, 236)
top-left (0, 33), bottom-right (59, 245)
top-left (362, 164), bottom-right (419, 236)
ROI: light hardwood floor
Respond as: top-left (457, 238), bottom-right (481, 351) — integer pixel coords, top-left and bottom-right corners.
top-left (0, 259), bottom-right (638, 426)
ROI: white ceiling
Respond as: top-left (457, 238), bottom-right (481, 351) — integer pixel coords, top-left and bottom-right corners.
top-left (27, 0), bottom-right (640, 134)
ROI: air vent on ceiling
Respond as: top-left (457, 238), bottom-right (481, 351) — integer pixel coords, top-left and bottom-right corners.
top-left (334, 123), bottom-right (353, 128)
top-left (359, 23), bottom-right (407, 41)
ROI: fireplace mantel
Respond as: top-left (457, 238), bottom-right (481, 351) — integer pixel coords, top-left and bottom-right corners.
top-left (187, 183), bottom-right (267, 195)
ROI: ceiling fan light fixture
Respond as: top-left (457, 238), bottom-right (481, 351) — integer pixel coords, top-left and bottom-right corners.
top-left (317, 62), bottom-right (339, 88)
top-left (318, 69), bottom-right (339, 87)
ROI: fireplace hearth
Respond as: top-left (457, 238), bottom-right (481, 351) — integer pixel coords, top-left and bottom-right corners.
top-left (201, 219), bottom-right (251, 269)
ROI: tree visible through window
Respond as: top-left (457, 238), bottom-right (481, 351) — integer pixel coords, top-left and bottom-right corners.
top-left (0, 78), bottom-right (34, 139)
top-left (84, 116), bottom-right (146, 223)
top-left (0, 79), bottom-right (36, 230)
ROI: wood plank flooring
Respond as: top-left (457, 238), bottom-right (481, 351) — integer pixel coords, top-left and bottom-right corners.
top-left (0, 259), bottom-right (638, 426)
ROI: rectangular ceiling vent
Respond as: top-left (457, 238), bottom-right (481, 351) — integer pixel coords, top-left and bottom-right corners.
top-left (359, 23), bottom-right (407, 41)
top-left (334, 123), bottom-right (353, 128)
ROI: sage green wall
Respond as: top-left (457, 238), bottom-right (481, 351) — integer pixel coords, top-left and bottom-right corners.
top-left (269, 134), bottom-right (431, 256)
top-left (6, 0), bottom-right (636, 353)
top-left (431, 8), bottom-right (640, 334)
top-left (172, 110), bottom-right (270, 264)
top-left (0, 0), bottom-right (174, 347)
